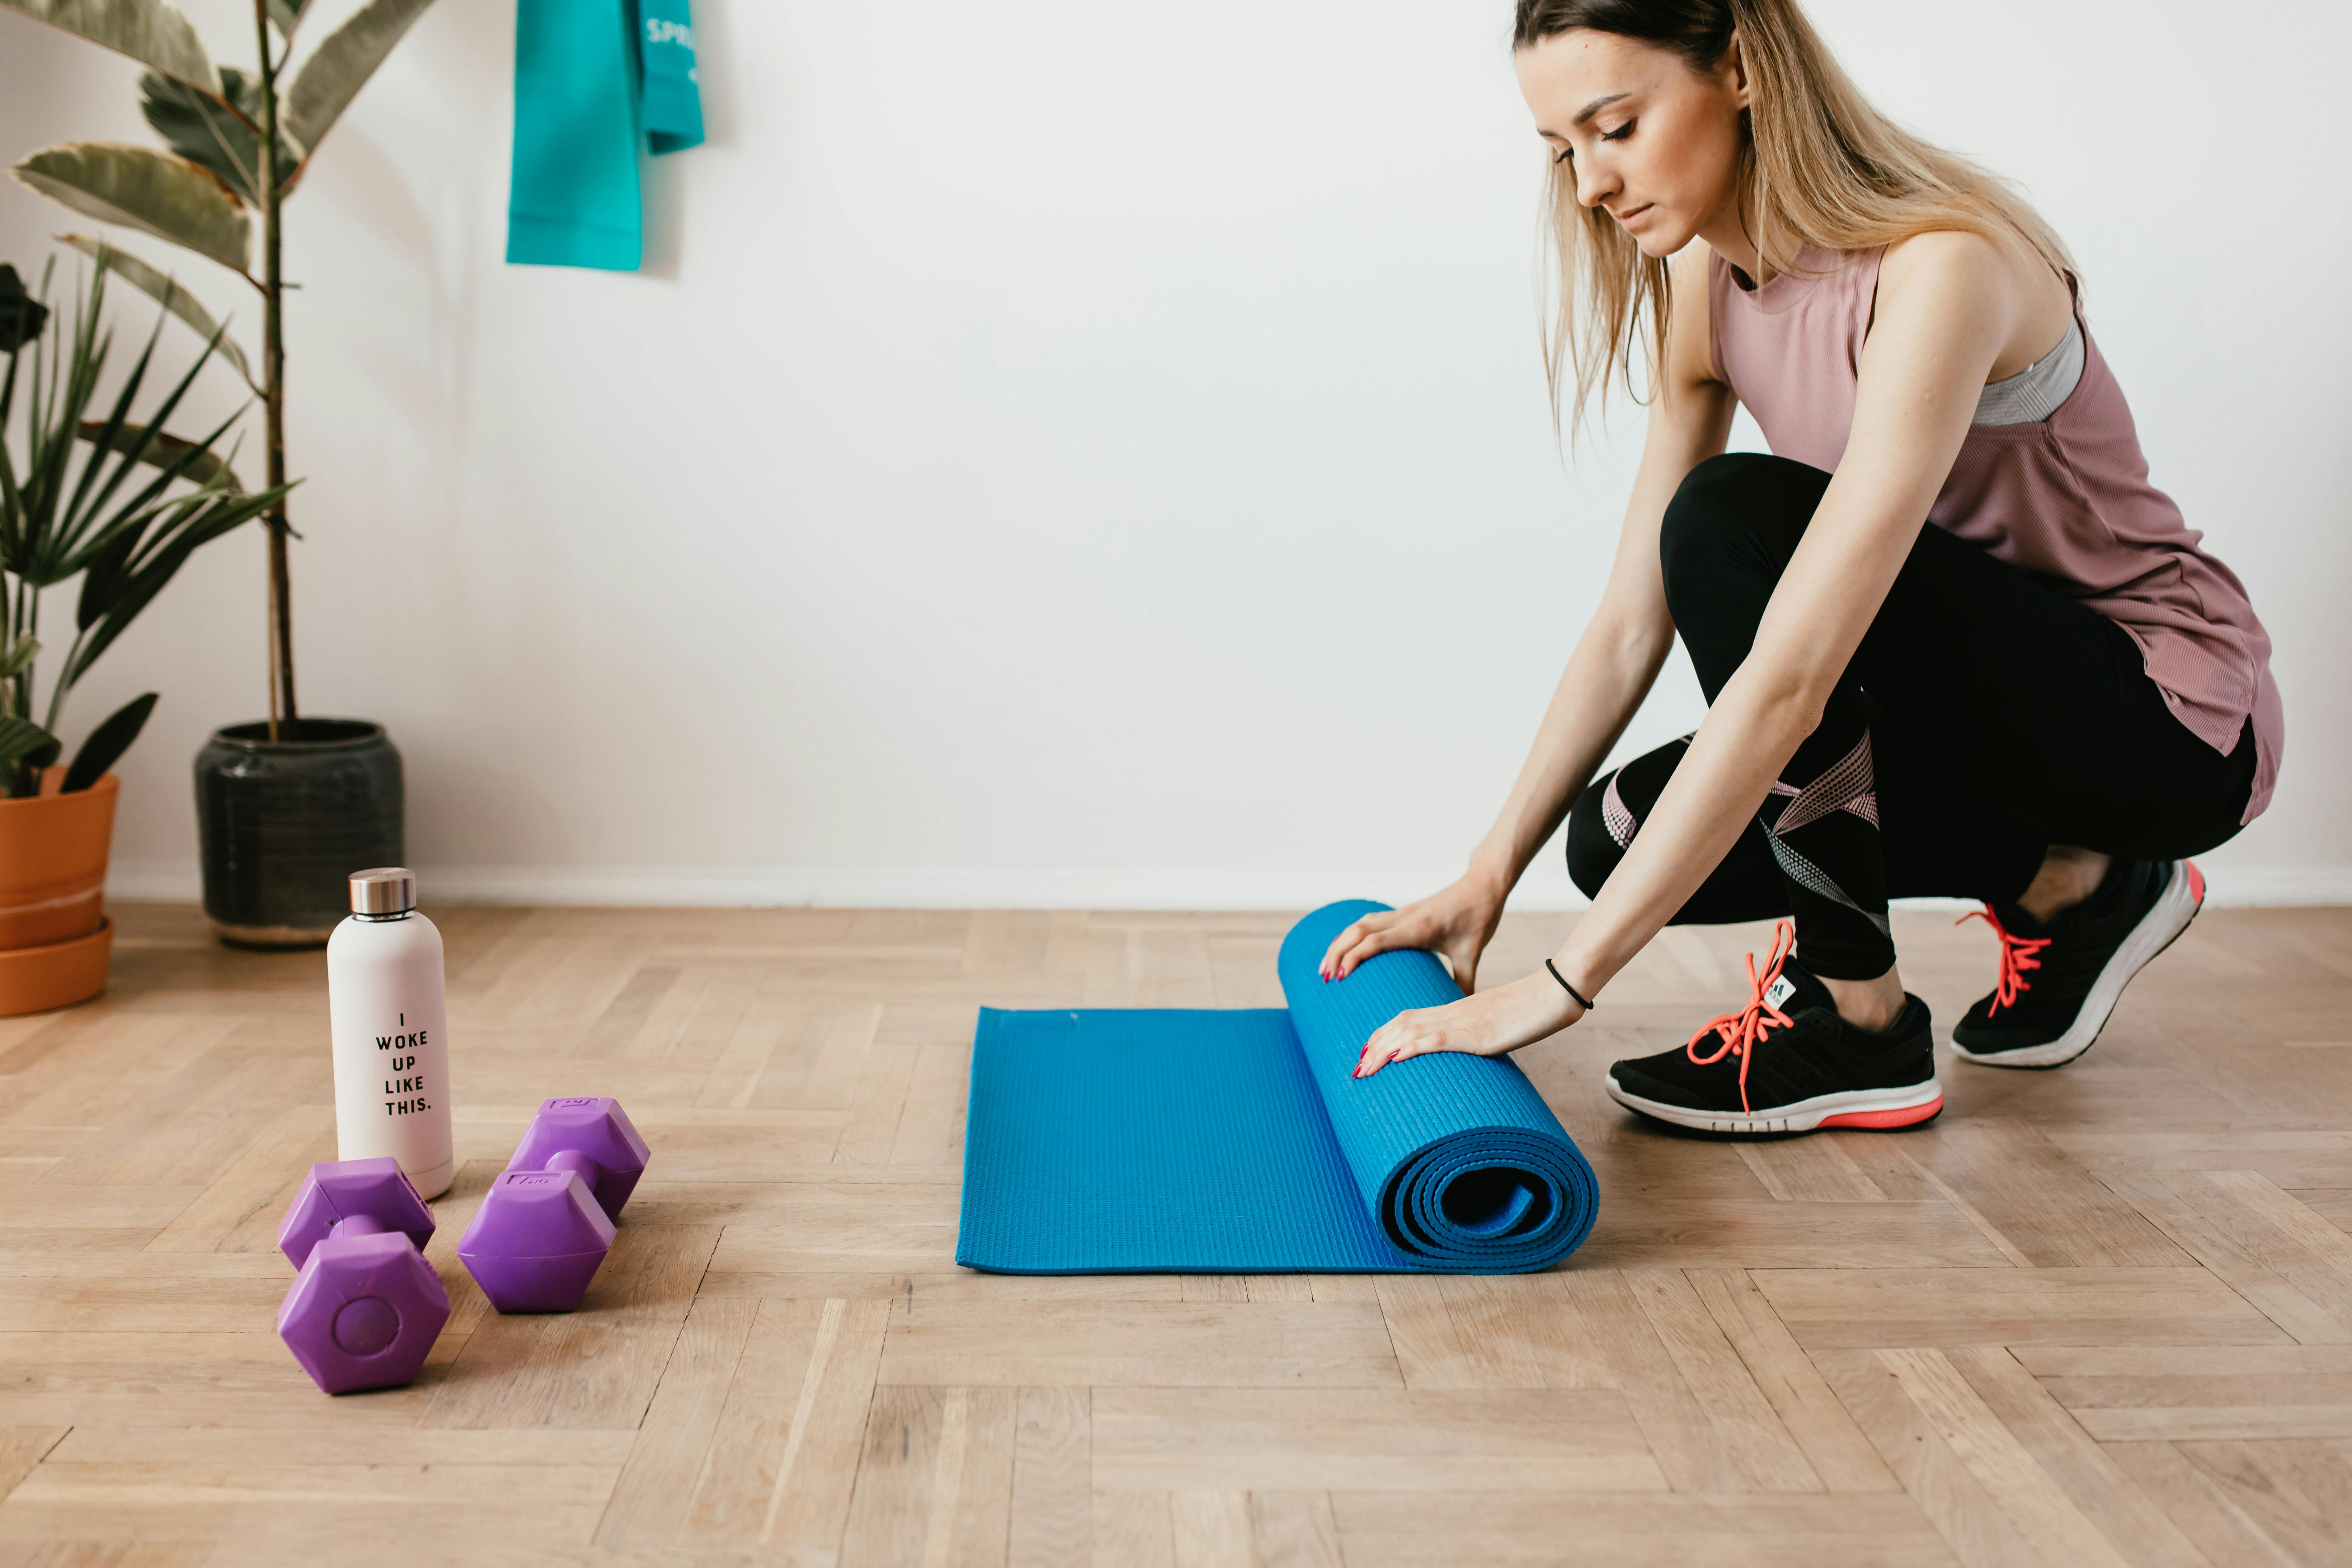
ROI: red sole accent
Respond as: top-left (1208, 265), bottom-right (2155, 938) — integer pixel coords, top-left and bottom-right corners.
top-left (1819, 1096), bottom-right (1943, 1130)
top-left (2185, 859), bottom-right (2206, 905)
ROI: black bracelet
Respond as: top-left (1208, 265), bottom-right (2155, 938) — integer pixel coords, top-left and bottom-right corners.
top-left (1544, 960), bottom-right (1596, 1011)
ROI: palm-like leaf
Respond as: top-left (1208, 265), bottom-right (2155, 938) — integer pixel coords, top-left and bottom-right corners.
top-left (11, 142), bottom-right (251, 276)
top-left (41, 299), bottom-right (241, 578)
top-left (61, 691), bottom-right (154, 791)
top-left (2, 261), bottom-right (290, 740)
top-left (64, 476), bottom-right (287, 692)
top-left (284, 0), bottom-right (439, 158)
top-left (77, 418), bottom-right (239, 491)
top-left (0, 633), bottom-right (36, 682)
top-left (56, 235), bottom-right (253, 390)
top-left (140, 69), bottom-right (300, 208)
top-left (0, 0), bottom-right (219, 99)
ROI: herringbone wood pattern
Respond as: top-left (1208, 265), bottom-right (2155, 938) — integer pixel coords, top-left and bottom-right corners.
top-left (0, 900), bottom-right (2346, 1565)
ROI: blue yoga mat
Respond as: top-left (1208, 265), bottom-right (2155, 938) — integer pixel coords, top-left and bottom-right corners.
top-left (956, 900), bottom-right (1599, 1273)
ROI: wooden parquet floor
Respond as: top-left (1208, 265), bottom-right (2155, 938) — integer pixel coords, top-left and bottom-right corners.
top-left (0, 901), bottom-right (2347, 1565)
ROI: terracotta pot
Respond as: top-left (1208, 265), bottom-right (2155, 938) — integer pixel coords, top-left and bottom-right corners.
top-left (0, 769), bottom-right (117, 1016)
top-left (0, 920), bottom-right (113, 1016)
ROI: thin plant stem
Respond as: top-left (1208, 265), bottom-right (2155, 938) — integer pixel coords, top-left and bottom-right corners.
top-left (42, 626), bottom-right (88, 734)
top-left (253, 0), bottom-right (295, 739)
top-left (22, 590), bottom-right (37, 727)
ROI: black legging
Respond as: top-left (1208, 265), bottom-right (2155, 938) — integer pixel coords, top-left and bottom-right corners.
top-left (1565, 453), bottom-right (2256, 980)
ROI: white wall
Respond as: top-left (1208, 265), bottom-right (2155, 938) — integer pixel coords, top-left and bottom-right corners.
top-left (3, 0), bottom-right (2345, 910)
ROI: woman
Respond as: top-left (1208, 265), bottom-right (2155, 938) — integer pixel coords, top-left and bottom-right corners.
top-left (1320, 0), bottom-right (2281, 1134)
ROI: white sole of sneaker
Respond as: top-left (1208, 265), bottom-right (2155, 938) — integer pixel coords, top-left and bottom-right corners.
top-left (1603, 1074), bottom-right (1944, 1136)
top-left (1952, 858), bottom-right (2206, 1070)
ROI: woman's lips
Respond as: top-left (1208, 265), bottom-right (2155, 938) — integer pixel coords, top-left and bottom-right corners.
top-left (1617, 203), bottom-right (1654, 228)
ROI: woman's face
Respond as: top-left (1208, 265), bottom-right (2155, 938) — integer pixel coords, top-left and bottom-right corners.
top-left (1515, 29), bottom-right (1751, 260)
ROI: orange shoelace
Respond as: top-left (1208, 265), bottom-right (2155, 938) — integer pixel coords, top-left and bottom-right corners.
top-left (1957, 905), bottom-right (2051, 1015)
top-left (1685, 920), bottom-right (1799, 1115)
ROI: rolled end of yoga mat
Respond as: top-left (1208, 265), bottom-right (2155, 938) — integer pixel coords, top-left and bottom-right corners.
top-left (1279, 901), bottom-right (1598, 1270)
top-left (954, 900), bottom-right (1598, 1274)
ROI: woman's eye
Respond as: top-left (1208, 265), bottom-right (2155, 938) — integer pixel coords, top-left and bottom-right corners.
top-left (1552, 145), bottom-right (1573, 164)
top-left (1600, 121), bottom-right (1634, 143)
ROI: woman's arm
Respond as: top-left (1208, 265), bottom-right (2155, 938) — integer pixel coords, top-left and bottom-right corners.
top-left (1466, 249), bottom-right (1740, 898)
top-left (1321, 243), bottom-right (1735, 993)
top-left (1353, 229), bottom-right (2036, 1075)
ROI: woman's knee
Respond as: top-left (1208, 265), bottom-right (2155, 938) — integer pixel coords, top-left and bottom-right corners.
top-left (1658, 453), bottom-right (1826, 612)
top-left (1564, 775), bottom-right (1626, 901)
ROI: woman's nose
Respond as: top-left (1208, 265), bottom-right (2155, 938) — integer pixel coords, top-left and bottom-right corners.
top-left (1574, 153), bottom-right (1617, 211)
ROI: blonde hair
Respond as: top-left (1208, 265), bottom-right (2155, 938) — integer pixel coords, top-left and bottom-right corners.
top-left (1514, 0), bottom-right (2076, 439)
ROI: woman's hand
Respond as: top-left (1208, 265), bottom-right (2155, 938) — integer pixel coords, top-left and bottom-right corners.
top-left (1318, 872), bottom-right (1509, 990)
top-left (1353, 970), bottom-right (1583, 1078)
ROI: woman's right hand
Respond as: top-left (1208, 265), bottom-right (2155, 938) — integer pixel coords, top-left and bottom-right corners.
top-left (1318, 871), bottom-right (1510, 992)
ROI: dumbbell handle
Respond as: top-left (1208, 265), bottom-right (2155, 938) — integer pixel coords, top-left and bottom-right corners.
top-left (322, 1215), bottom-right (388, 1243)
top-left (541, 1149), bottom-right (604, 1183)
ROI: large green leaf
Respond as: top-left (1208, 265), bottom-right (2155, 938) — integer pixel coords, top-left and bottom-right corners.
top-left (0, 0), bottom-right (218, 96)
top-left (62, 691), bottom-right (155, 790)
top-left (141, 68), bottom-right (298, 207)
top-left (284, 0), bottom-right (437, 157)
top-left (78, 418), bottom-right (239, 491)
top-left (11, 142), bottom-right (250, 275)
top-left (57, 235), bottom-right (254, 390)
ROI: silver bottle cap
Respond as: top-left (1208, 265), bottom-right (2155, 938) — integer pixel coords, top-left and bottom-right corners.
top-left (349, 867), bottom-right (416, 916)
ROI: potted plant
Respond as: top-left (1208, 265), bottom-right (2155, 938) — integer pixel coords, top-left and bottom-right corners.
top-left (4, 0), bottom-right (439, 945)
top-left (0, 257), bottom-right (287, 1014)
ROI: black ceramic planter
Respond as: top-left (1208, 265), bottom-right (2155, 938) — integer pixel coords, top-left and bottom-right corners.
top-left (194, 719), bottom-right (403, 947)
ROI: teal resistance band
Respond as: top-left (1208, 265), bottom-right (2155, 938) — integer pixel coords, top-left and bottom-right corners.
top-left (508, 0), bottom-right (705, 272)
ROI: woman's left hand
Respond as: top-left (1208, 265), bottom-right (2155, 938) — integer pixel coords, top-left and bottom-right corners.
top-left (1353, 969), bottom-right (1585, 1078)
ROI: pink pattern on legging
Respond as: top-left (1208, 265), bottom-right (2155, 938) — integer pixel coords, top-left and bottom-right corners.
top-left (1602, 771), bottom-right (1638, 849)
top-left (1766, 731), bottom-right (1880, 836)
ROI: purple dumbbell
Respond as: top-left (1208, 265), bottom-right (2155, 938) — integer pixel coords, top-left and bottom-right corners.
top-left (457, 1097), bottom-right (650, 1313)
top-left (276, 1158), bottom-right (451, 1394)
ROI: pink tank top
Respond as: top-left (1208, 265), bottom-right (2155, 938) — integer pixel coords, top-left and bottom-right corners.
top-left (1707, 244), bottom-right (2281, 824)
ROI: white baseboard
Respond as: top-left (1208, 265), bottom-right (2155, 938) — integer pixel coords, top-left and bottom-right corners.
top-left (426, 865), bottom-right (1448, 911)
top-left (105, 862), bottom-right (1487, 911)
top-left (2193, 865), bottom-right (2352, 907)
top-left (105, 860), bottom-right (2352, 911)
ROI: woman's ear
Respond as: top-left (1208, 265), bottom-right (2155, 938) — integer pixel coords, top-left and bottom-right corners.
top-left (1722, 27), bottom-right (1752, 110)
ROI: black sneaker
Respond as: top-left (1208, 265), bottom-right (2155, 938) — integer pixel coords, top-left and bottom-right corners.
top-left (1604, 923), bottom-right (1944, 1135)
top-left (1951, 858), bottom-right (2204, 1069)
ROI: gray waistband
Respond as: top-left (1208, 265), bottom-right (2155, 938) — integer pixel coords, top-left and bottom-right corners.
top-left (1974, 314), bottom-right (2083, 425)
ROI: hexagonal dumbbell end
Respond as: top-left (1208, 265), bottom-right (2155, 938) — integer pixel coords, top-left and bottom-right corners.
top-left (455, 1169), bottom-right (617, 1312)
top-left (275, 1158), bottom-right (451, 1395)
top-left (456, 1098), bottom-right (648, 1314)
top-left (505, 1097), bottom-right (650, 1220)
